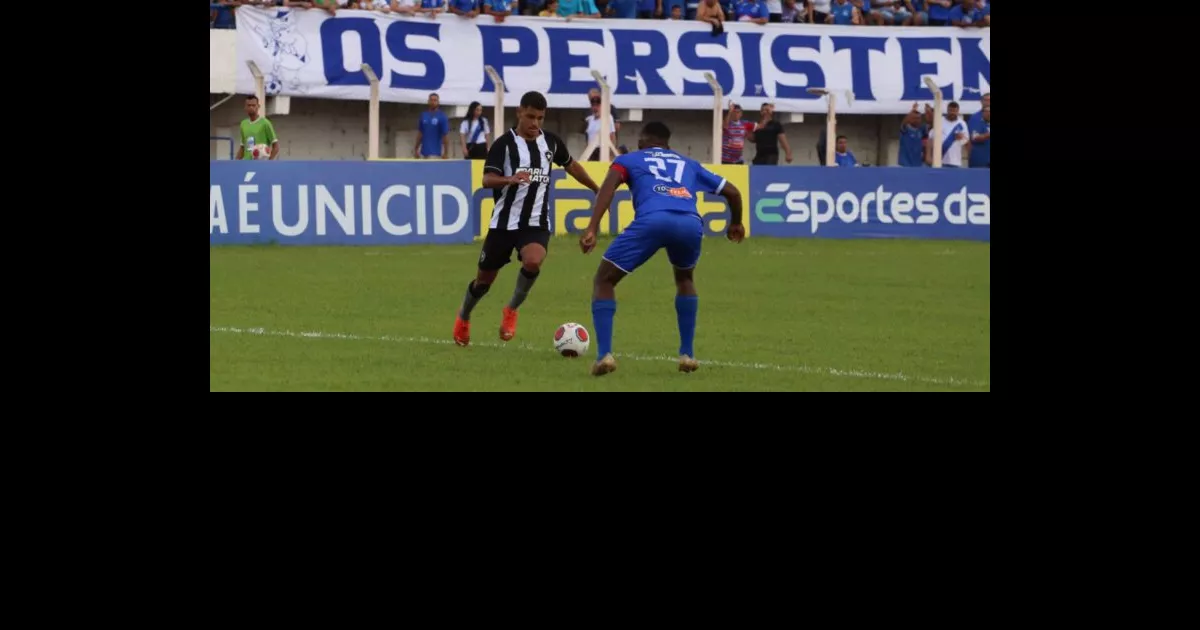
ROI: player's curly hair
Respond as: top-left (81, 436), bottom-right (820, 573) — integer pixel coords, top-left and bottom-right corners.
top-left (520, 91), bottom-right (548, 110)
top-left (640, 121), bottom-right (671, 144)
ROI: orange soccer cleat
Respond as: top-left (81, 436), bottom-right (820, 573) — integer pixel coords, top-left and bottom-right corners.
top-left (453, 315), bottom-right (471, 347)
top-left (499, 306), bottom-right (519, 341)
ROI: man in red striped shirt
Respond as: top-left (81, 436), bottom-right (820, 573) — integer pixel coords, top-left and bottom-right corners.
top-left (721, 101), bottom-right (756, 164)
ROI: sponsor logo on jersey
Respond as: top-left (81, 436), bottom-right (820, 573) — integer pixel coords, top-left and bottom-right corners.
top-left (653, 184), bottom-right (693, 199)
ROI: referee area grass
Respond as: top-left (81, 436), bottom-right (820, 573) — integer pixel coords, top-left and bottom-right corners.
top-left (210, 235), bottom-right (990, 391)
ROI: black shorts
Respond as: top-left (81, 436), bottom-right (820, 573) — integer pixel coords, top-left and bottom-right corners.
top-left (478, 228), bottom-right (551, 271)
top-left (752, 150), bottom-right (779, 166)
top-left (466, 143), bottom-right (488, 159)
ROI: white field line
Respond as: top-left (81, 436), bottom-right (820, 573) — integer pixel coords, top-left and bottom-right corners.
top-left (210, 325), bottom-right (989, 389)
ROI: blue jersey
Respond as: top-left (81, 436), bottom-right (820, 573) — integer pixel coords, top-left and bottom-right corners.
top-left (418, 110), bottom-right (449, 157)
top-left (612, 148), bottom-right (727, 218)
top-left (898, 122), bottom-right (928, 167)
top-left (968, 114), bottom-right (990, 167)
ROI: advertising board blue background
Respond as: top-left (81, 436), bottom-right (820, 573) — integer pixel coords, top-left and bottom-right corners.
top-left (210, 161), bottom-right (475, 245)
top-left (751, 167), bottom-right (990, 242)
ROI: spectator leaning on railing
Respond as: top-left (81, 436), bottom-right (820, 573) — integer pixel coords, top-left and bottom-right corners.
top-left (735, 0), bottom-right (769, 24)
top-left (484, 0), bottom-right (515, 20)
top-left (828, 0), bottom-right (860, 24)
top-left (448, 0), bottom-right (479, 17)
top-left (697, 0), bottom-right (725, 30)
top-left (926, 0), bottom-right (951, 25)
top-left (807, 0), bottom-right (831, 23)
top-left (949, 0), bottom-right (985, 27)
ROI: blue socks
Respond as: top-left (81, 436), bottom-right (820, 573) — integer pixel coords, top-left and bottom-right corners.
top-left (675, 295), bottom-right (698, 357)
top-left (592, 298), bottom-right (616, 357)
top-left (591, 296), bottom-right (696, 359)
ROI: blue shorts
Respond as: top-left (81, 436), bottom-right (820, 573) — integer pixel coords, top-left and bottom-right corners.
top-left (603, 212), bottom-right (703, 274)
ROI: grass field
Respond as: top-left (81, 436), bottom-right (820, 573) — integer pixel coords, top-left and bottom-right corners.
top-left (210, 236), bottom-right (990, 391)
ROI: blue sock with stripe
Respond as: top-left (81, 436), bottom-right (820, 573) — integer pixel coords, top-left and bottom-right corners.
top-left (675, 295), bottom-right (698, 357)
top-left (592, 298), bottom-right (616, 357)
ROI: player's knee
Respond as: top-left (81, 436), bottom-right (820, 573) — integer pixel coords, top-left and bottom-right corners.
top-left (521, 259), bottom-right (542, 274)
top-left (673, 269), bottom-right (696, 295)
top-left (475, 269), bottom-right (498, 286)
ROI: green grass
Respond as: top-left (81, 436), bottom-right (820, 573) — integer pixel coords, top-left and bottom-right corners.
top-left (210, 236), bottom-right (990, 391)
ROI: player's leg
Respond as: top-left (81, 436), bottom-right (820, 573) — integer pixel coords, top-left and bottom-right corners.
top-left (454, 230), bottom-right (514, 346)
top-left (589, 219), bottom-right (658, 376)
top-left (590, 260), bottom-right (627, 376)
top-left (500, 229), bottom-right (550, 341)
top-left (664, 215), bottom-right (704, 372)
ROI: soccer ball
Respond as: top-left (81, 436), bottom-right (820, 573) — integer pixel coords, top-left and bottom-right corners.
top-left (554, 322), bottom-right (590, 357)
top-left (249, 144), bottom-right (272, 160)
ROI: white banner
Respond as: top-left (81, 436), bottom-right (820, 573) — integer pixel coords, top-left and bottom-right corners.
top-left (235, 8), bottom-right (989, 114)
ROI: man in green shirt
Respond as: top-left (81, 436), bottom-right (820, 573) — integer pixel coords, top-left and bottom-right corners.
top-left (236, 95), bottom-right (279, 161)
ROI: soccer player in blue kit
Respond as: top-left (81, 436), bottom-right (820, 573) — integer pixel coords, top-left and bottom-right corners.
top-left (579, 122), bottom-right (745, 376)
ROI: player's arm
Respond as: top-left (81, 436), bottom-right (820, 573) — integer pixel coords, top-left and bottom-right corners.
top-left (579, 166), bottom-right (625, 253)
top-left (971, 117), bottom-right (990, 142)
top-left (779, 131), bottom-right (793, 163)
top-left (698, 165), bottom-right (744, 242)
top-left (566, 161), bottom-right (599, 193)
top-left (553, 136), bottom-right (599, 193)
top-left (265, 120), bottom-right (280, 160)
top-left (413, 122), bottom-right (423, 158)
top-left (481, 140), bottom-right (530, 187)
top-left (441, 120), bottom-right (450, 159)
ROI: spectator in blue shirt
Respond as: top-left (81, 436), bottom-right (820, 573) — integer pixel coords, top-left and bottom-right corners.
top-left (448, 0), bottom-right (479, 16)
top-left (948, 0), bottom-right (984, 26)
top-left (926, 0), bottom-right (951, 25)
top-left (834, 136), bottom-right (858, 168)
top-left (414, 93), bottom-right (450, 159)
top-left (210, 1), bottom-right (237, 29)
top-left (827, 0), bottom-right (859, 23)
top-left (968, 105), bottom-right (989, 168)
top-left (636, 0), bottom-right (662, 17)
top-left (607, 0), bottom-right (638, 17)
top-left (735, 0), bottom-right (769, 23)
top-left (898, 106), bottom-right (929, 167)
top-left (484, 0), bottom-right (514, 19)
top-left (418, 0), bottom-right (446, 17)
top-left (558, 0), bottom-right (602, 16)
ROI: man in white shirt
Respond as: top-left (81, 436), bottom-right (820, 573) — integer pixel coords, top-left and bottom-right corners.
top-left (583, 94), bottom-right (618, 161)
top-left (939, 101), bottom-right (968, 168)
top-left (808, 0), bottom-right (832, 22)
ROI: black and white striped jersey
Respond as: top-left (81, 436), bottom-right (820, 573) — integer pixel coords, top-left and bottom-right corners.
top-left (484, 128), bottom-right (573, 231)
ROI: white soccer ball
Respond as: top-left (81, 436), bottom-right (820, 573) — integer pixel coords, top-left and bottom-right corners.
top-left (554, 322), bottom-right (590, 358)
top-left (249, 144), bottom-right (272, 160)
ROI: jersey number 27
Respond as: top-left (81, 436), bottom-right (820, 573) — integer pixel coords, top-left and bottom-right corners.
top-left (646, 157), bottom-right (685, 183)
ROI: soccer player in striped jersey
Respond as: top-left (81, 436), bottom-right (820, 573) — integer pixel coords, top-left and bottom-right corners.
top-left (579, 122), bottom-right (745, 376)
top-left (453, 91), bottom-right (600, 347)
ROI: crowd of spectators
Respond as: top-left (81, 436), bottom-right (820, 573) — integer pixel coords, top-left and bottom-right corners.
top-left (212, 0), bottom-right (989, 29)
